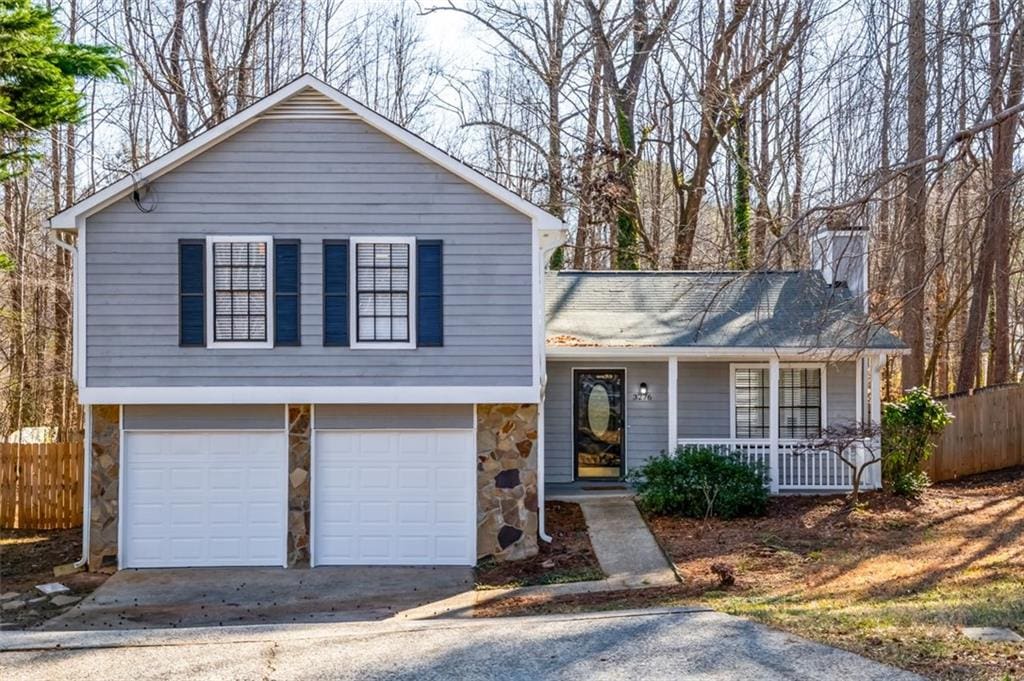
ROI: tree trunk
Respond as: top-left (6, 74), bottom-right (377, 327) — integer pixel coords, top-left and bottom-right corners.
top-left (900, 0), bottom-right (927, 390)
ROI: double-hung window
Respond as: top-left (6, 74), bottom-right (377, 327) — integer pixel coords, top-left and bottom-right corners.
top-left (732, 364), bottom-right (824, 439)
top-left (733, 367), bottom-right (770, 438)
top-left (207, 236), bottom-right (273, 348)
top-left (779, 367), bottom-right (822, 438)
top-left (351, 236), bottom-right (416, 348)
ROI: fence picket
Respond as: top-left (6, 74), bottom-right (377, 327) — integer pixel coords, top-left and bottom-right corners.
top-left (0, 442), bottom-right (84, 529)
top-left (923, 384), bottom-right (1023, 482)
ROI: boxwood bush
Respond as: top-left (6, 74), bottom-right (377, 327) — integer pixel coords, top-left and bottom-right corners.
top-left (629, 446), bottom-right (769, 519)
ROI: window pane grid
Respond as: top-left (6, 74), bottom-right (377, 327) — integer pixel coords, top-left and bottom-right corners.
top-left (735, 368), bottom-right (769, 439)
top-left (355, 242), bottom-right (410, 342)
top-left (213, 241), bottom-right (267, 342)
top-left (780, 368), bottom-right (822, 438)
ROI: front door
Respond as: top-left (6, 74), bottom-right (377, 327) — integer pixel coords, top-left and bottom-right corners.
top-left (574, 369), bottom-right (625, 480)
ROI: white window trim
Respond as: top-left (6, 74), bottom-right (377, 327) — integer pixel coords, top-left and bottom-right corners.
top-left (349, 236), bottom-right (417, 350)
top-left (205, 235), bottom-right (275, 349)
top-left (729, 363), bottom-right (827, 440)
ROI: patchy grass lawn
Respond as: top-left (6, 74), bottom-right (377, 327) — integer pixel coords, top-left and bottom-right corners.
top-left (0, 528), bottom-right (108, 630)
top-left (477, 468), bottom-right (1024, 680)
top-left (475, 501), bottom-right (604, 589)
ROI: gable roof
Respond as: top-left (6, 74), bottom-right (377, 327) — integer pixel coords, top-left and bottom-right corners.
top-left (545, 270), bottom-right (906, 352)
top-left (50, 74), bottom-right (563, 231)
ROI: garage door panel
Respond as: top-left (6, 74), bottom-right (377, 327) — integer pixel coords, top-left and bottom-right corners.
top-left (315, 429), bottom-right (475, 566)
top-left (123, 431), bottom-right (286, 568)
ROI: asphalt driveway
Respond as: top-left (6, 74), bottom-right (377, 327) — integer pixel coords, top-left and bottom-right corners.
top-left (1, 608), bottom-right (922, 680)
top-left (39, 566), bottom-right (474, 630)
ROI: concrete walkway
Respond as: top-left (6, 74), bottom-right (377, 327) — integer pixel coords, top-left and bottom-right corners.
top-left (578, 497), bottom-right (678, 588)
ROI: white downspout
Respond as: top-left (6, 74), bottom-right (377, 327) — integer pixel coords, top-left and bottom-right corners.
top-left (75, 406), bottom-right (92, 568)
top-left (536, 232), bottom-right (565, 544)
top-left (52, 232), bottom-right (90, 569)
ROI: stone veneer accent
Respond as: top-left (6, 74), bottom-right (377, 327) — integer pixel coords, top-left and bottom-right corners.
top-left (287, 404), bottom-right (312, 567)
top-left (89, 404), bottom-right (120, 570)
top-left (476, 404), bottom-right (539, 561)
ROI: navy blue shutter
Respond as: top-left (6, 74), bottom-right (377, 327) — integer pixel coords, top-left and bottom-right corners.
top-left (323, 240), bottom-right (349, 346)
top-left (274, 240), bottom-right (301, 345)
top-left (416, 240), bottom-right (443, 347)
top-left (178, 240), bottom-right (205, 346)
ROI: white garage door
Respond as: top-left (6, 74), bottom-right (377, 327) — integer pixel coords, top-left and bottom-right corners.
top-left (122, 431), bottom-right (287, 568)
top-left (314, 430), bottom-right (475, 566)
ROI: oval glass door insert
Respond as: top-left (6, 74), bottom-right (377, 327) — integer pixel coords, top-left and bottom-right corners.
top-left (587, 384), bottom-right (611, 438)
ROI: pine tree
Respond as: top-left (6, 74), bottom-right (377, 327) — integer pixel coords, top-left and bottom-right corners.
top-left (0, 0), bottom-right (125, 180)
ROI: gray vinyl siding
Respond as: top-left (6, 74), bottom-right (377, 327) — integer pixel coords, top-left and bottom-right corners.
top-left (314, 404), bottom-right (473, 430)
top-left (827, 362), bottom-right (858, 426)
top-left (544, 361), bottom-right (668, 483)
top-left (123, 404), bottom-right (285, 430)
top-left (677, 362), bottom-right (732, 438)
top-left (84, 116), bottom-right (533, 388)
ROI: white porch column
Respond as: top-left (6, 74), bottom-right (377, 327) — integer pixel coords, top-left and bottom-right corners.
top-left (768, 357), bottom-right (780, 493)
top-left (667, 358), bottom-right (678, 455)
top-left (869, 353), bottom-right (884, 489)
top-left (855, 356), bottom-right (864, 425)
top-left (870, 354), bottom-right (882, 426)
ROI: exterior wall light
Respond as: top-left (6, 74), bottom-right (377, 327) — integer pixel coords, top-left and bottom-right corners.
top-left (633, 382), bottom-right (653, 401)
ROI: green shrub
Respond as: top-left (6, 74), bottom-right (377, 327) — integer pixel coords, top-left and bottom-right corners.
top-left (882, 386), bottom-right (954, 497)
top-left (629, 446), bottom-right (768, 519)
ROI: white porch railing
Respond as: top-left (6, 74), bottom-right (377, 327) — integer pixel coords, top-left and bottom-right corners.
top-left (676, 438), bottom-right (881, 492)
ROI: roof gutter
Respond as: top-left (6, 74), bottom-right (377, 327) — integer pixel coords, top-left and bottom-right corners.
top-left (545, 345), bottom-right (910, 360)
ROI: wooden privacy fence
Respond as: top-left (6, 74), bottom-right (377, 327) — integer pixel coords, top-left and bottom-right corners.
top-left (923, 384), bottom-right (1024, 482)
top-left (0, 442), bottom-right (84, 529)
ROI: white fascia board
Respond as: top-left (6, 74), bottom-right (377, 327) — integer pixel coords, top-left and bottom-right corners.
top-left (79, 385), bottom-right (541, 406)
top-left (50, 74), bottom-right (562, 232)
top-left (544, 346), bottom-right (903, 360)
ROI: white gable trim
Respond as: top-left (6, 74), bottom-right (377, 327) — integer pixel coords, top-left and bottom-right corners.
top-left (49, 74), bottom-right (563, 231)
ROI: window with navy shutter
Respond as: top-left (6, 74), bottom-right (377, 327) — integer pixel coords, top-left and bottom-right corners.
top-left (274, 240), bottom-right (300, 345)
top-left (323, 240), bottom-right (349, 346)
top-left (178, 240), bottom-right (205, 346)
top-left (416, 240), bottom-right (443, 347)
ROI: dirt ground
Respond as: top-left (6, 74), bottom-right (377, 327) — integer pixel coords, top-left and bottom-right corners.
top-left (0, 528), bottom-right (108, 630)
top-left (477, 468), bottom-right (1024, 681)
top-left (475, 501), bottom-right (604, 588)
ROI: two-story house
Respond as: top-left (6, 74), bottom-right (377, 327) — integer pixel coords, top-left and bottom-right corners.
top-left (50, 76), bottom-right (904, 572)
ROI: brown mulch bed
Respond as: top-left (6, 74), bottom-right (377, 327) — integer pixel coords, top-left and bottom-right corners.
top-left (474, 468), bottom-right (1024, 681)
top-left (1, 528), bottom-right (109, 630)
top-left (475, 501), bottom-right (604, 588)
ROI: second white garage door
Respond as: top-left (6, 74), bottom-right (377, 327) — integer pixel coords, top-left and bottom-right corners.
top-left (314, 430), bottom-right (476, 566)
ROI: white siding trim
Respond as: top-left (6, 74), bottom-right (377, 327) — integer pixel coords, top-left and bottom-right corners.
top-left (80, 385), bottom-right (541, 405)
top-left (116, 404), bottom-right (124, 570)
top-left (667, 359), bottom-right (678, 454)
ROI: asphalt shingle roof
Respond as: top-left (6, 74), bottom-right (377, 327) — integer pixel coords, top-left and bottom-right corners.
top-left (545, 270), bottom-right (905, 350)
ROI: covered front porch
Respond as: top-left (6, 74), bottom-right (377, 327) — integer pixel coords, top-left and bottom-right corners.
top-left (542, 351), bottom-right (889, 495)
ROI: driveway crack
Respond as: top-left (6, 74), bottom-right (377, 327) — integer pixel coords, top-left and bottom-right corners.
top-left (261, 640), bottom-right (280, 680)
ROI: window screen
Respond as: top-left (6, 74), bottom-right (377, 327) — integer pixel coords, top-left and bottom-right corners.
top-left (734, 368), bottom-right (769, 438)
top-left (212, 241), bottom-right (268, 342)
top-left (355, 242), bottom-right (410, 342)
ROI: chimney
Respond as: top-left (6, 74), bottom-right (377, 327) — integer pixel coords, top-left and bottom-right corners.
top-left (810, 222), bottom-right (869, 313)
